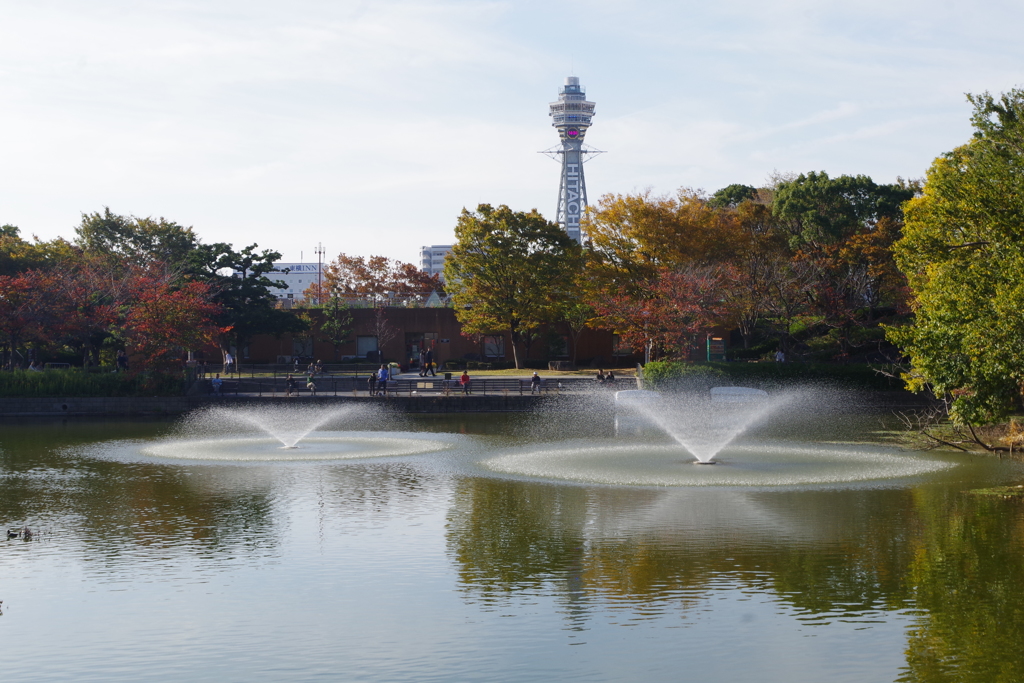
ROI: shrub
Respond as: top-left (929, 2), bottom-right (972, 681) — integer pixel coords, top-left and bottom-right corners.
top-left (0, 369), bottom-right (188, 397)
top-left (642, 361), bottom-right (727, 391)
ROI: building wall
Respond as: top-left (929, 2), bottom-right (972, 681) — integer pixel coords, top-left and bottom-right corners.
top-left (242, 307), bottom-right (638, 367)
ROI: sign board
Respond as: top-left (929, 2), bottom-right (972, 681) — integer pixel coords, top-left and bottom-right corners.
top-left (706, 337), bottom-right (726, 362)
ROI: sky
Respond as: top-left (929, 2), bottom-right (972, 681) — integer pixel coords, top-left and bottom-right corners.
top-left (1, 0), bottom-right (1022, 266)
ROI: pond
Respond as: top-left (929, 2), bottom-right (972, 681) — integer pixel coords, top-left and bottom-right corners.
top-left (1, 403), bottom-right (1023, 682)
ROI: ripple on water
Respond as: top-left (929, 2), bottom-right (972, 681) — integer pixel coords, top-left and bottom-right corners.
top-left (478, 441), bottom-right (955, 487)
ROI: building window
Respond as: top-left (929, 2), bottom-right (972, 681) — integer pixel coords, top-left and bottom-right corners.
top-left (612, 334), bottom-right (629, 356)
top-left (482, 335), bottom-right (505, 359)
top-left (357, 336), bottom-right (379, 359)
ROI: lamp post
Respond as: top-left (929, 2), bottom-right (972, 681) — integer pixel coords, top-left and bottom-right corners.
top-left (314, 242), bottom-right (325, 306)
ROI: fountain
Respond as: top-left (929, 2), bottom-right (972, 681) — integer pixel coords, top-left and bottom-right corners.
top-left (475, 386), bottom-right (956, 487)
top-left (71, 391), bottom-right (957, 487)
top-left (199, 404), bottom-right (364, 449)
top-left (615, 386), bottom-right (783, 463)
top-left (126, 404), bottom-right (461, 462)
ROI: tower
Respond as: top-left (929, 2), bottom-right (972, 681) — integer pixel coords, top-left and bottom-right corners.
top-left (547, 76), bottom-right (598, 243)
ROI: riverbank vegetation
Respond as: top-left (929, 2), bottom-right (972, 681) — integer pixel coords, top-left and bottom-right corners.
top-left (0, 367), bottom-right (188, 397)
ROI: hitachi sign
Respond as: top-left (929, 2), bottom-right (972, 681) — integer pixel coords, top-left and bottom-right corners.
top-left (566, 164), bottom-right (581, 229)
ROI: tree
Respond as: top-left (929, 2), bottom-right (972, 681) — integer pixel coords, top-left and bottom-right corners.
top-left (584, 189), bottom-right (740, 297)
top-left (370, 304), bottom-right (398, 362)
top-left (322, 253), bottom-right (442, 298)
top-left (318, 297), bottom-right (354, 361)
top-left (592, 265), bottom-right (730, 361)
top-left (888, 88), bottom-right (1024, 427)
top-left (708, 183), bottom-right (758, 209)
top-left (445, 204), bottom-right (581, 369)
top-left (184, 243), bottom-right (304, 357)
top-left (774, 172), bottom-right (915, 355)
top-left (75, 208), bottom-right (201, 269)
top-left (118, 270), bottom-right (225, 372)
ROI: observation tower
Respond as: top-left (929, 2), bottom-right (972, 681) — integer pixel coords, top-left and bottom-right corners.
top-left (542, 76), bottom-right (602, 243)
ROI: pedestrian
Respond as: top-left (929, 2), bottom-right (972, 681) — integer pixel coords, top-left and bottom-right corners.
top-left (306, 372), bottom-right (317, 395)
top-left (418, 350), bottom-right (427, 377)
top-left (367, 372), bottom-right (377, 395)
top-left (224, 351), bottom-right (234, 375)
top-left (425, 348), bottom-right (435, 376)
top-left (211, 373), bottom-right (223, 395)
top-left (775, 349), bottom-right (785, 363)
top-left (460, 370), bottom-right (471, 395)
top-left (377, 365), bottom-right (389, 396)
top-left (286, 373), bottom-right (297, 397)
top-left (116, 349), bottom-right (129, 373)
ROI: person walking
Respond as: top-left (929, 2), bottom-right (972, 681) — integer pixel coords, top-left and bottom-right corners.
top-left (418, 350), bottom-right (427, 377)
top-left (367, 371), bottom-right (377, 395)
top-left (224, 351), bottom-right (234, 375)
top-left (425, 348), bottom-right (435, 376)
top-left (377, 365), bottom-right (389, 396)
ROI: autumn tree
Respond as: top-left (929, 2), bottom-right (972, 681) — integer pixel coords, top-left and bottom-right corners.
top-left (445, 204), bottom-right (581, 369)
top-left (584, 189), bottom-right (741, 297)
top-left (887, 88), bottom-right (1024, 427)
top-left (322, 253), bottom-right (442, 298)
top-left (592, 266), bottom-right (730, 361)
top-left (117, 269), bottom-right (225, 372)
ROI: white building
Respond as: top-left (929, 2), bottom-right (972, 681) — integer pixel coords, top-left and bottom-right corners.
top-left (234, 262), bottom-right (324, 300)
top-left (420, 245), bottom-right (453, 278)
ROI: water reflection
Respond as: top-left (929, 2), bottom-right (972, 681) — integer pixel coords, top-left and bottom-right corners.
top-left (446, 475), bottom-right (1024, 680)
top-left (2, 416), bottom-right (1024, 682)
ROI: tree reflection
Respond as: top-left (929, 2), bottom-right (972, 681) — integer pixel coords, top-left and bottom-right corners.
top-left (448, 475), bottom-right (1024, 680)
top-left (898, 491), bottom-right (1024, 683)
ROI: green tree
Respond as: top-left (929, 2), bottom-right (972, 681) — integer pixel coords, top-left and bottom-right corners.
top-left (75, 208), bottom-right (201, 269)
top-left (321, 297), bottom-right (354, 359)
top-left (445, 204), bottom-right (581, 369)
top-left (888, 88), bottom-right (1024, 427)
top-left (184, 243), bottom-right (305, 358)
top-left (774, 172), bottom-right (915, 355)
top-left (708, 183), bottom-right (758, 209)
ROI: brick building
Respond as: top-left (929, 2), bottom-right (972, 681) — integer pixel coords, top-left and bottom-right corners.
top-left (240, 306), bottom-right (633, 368)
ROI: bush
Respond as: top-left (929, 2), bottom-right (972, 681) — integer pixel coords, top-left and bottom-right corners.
top-left (643, 362), bottom-right (727, 391)
top-left (0, 369), bottom-right (188, 397)
top-left (642, 360), bottom-right (903, 392)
